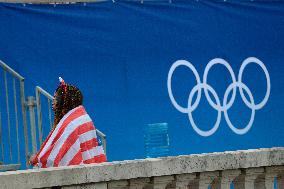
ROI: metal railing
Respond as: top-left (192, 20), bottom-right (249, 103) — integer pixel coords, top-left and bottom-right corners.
top-left (35, 86), bottom-right (53, 146)
top-left (0, 60), bottom-right (29, 168)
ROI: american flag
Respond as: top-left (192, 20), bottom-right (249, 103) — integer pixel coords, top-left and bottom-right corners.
top-left (32, 105), bottom-right (107, 168)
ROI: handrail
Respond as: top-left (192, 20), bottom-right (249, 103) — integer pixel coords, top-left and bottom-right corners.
top-left (0, 60), bottom-right (24, 81)
top-left (36, 86), bottom-right (53, 100)
top-left (0, 60), bottom-right (29, 168)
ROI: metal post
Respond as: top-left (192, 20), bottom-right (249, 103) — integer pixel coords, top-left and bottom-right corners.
top-left (4, 71), bottom-right (12, 161)
top-left (20, 80), bottom-right (29, 168)
top-left (102, 136), bottom-right (106, 156)
top-left (0, 106), bottom-right (4, 162)
top-left (27, 96), bottom-right (37, 155)
top-left (48, 99), bottom-right (53, 130)
top-left (13, 78), bottom-right (20, 163)
top-left (97, 129), bottom-right (106, 156)
top-left (35, 88), bottom-right (43, 145)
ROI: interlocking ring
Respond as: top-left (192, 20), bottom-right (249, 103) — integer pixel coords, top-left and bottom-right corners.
top-left (167, 57), bottom-right (271, 137)
top-left (167, 60), bottom-right (201, 113)
top-left (188, 83), bottom-right (222, 137)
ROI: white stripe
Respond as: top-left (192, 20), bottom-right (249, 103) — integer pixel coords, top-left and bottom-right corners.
top-left (58, 140), bottom-right (80, 166)
top-left (38, 161), bottom-right (42, 168)
top-left (80, 130), bottom-right (97, 143)
top-left (46, 114), bottom-right (92, 167)
top-left (59, 130), bottom-right (97, 166)
top-left (37, 106), bottom-right (81, 159)
top-left (82, 146), bottom-right (104, 161)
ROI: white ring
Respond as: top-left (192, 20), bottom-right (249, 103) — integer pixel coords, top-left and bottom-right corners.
top-left (188, 83), bottom-right (221, 137)
top-left (167, 60), bottom-right (201, 113)
top-left (238, 57), bottom-right (271, 110)
top-left (203, 58), bottom-right (237, 111)
top-left (223, 82), bottom-right (255, 135)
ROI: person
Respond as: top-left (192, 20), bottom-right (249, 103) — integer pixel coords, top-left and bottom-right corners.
top-left (31, 77), bottom-right (106, 168)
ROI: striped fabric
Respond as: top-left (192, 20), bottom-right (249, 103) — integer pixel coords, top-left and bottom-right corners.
top-left (32, 105), bottom-right (106, 168)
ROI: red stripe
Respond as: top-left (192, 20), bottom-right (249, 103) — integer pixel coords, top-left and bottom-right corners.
top-left (53, 122), bottom-right (94, 167)
top-left (80, 138), bottom-right (98, 152)
top-left (52, 107), bottom-right (86, 146)
top-left (67, 150), bottom-right (82, 166)
top-left (83, 154), bottom-right (107, 164)
top-left (41, 162), bottom-right (47, 168)
top-left (39, 106), bottom-right (86, 167)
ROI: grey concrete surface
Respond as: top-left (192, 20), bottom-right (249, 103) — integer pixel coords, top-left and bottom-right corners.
top-left (0, 148), bottom-right (283, 189)
top-left (0, 0), bottom-right (107, 4)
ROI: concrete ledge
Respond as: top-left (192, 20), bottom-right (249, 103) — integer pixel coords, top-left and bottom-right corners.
top-left (0, 148), bottom-right (283, 188)
top-left (0, 0), bottom-right (107, 4)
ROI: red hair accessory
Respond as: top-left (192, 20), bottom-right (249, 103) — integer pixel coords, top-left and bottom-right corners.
top-left (59, 77), bottom-right (67, 92)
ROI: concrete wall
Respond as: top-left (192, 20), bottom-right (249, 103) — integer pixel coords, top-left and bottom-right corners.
top-left (0, 148), bottom-right (283, 189)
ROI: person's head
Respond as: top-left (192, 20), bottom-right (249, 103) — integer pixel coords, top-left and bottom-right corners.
top-left (52, 77), bottom-right (83, 127)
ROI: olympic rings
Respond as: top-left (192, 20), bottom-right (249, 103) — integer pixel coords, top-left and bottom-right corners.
top-left (167, 57), bottom-right (270, 137)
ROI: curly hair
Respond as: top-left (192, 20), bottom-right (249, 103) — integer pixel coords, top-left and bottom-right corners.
top-left (53, 84), bottom-right (83, 128)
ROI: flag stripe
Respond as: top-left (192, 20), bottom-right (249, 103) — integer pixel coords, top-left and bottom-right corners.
top-left (53, 121), bottom-right (94, 167)
top-left (82, 146), bottom-right (104, 161)
top-left (68, 150), bottom-right (82, 166)
top-left (59, 141), bottom-right (80, 166)
top-left (38, 106), bottom-right (84, 167)
top-left (59, 129), bottom-right (98, 166)
top-left (33, 106), bottom-right (106, 168)
top-left (80, 138), bottom-right (98, 152)
top-left (38, 106), bottom-right (82, 158)
top-left (47, 114), bottom-right (92, 167)
top-left (51, 107), bottom-right (87, 146)
top-left (80, 129), bottom-right (97, 143)
top-left (83, 154), bottom-right (107, 164)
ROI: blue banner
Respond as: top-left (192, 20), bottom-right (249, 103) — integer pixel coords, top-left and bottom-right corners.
top-left (0, 0), bottom-right (283, 162)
